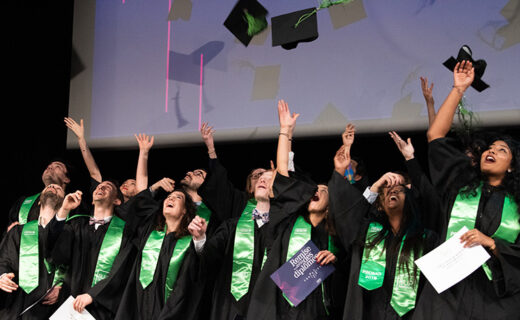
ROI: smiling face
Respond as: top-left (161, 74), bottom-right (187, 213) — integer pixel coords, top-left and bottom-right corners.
top-left (120, 179), bottom-right (137, 199)
top-left (480, 140), bottom-right (513, 180)
top-left (380, 185), bottom-right (406, 213)
top-left (253, 171), bottom-right (273, 201)
top-left (308, 184), bottom-right (329, 213)
top-left (180, 169), bottom-right (207, 190)
top-left (162, 191), bottom-right (187, 219)
top-left (92, 181), bottom-right (121, 206)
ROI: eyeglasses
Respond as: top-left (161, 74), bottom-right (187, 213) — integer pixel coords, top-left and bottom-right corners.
top-left (250, 171), bottom-right (267, 180)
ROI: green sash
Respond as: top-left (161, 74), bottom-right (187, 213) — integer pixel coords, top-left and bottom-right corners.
top-left (91, 216), bottom-right (126, 286)
top-left (196, 202), bottom-right (212, 222)
top-left (139, 229), bottom-right (166, 289)
top-left (448, 185), bottom-right (520, 279)
top-left (19, 193), bottom-right (40, 224)
top-left (19, 221), bottom-right (39, 293)
top-left (358, 222), bottom-right (421, 317)
top-left (284, 215), bottom-right (335, 312)
top-left (138, 228), bottom-right (192, 301)
top-left (230, 199), bottom-right (258, 301)
top-left (164, 235), bottom-right (191, 301)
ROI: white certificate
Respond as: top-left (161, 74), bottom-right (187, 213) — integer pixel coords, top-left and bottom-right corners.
top-left (415, 226), bottom-right (490, 293)
top-left (50, 296), bottom-right (95, 320)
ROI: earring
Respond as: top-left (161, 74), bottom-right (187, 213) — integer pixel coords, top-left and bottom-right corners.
top-left (508, 169), bottom-right (512, 173)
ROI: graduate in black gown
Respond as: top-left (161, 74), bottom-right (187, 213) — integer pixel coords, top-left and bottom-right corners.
top-left (115, 187), bottom-right (199, 320)
top-left (412, 60), bottom-right (520, 319)
top-left (0, 184), bottom-right (67, 319)
top-left (186, 165), bottom-right (283, 320)
top-left (7, 160), bottom-right (72, 232)
top-left (246, 99), bottom-right (345, 320)
top-left (330, 124), bottom-right (439, 320)
top-left (49, 134), bottom-right (157, 319)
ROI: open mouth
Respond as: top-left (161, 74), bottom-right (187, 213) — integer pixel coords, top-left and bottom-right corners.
top-left (485, 155), bottom-right (496, 163)
top-left (312, 195), bottom-right (320, 202)
top-left (389, 195), bottom-right (398, 201)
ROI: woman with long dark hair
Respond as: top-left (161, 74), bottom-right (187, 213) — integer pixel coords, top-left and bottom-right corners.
top-left (330, 136), bottom-right (439, 319)
top-left (413, 60), bottom-right (520, 319)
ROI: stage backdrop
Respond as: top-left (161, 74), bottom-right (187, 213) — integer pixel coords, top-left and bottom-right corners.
top-left (68, 0), bottom-right (520, 148)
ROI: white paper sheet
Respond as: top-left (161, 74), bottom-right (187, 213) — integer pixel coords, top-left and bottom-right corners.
top-left (415, 226), bottom-right (491, 293)
top-left (50, 296), bottom-right (95, 320)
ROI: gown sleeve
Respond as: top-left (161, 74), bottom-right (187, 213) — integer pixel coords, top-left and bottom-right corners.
top-left (198, 158), bottom-right (248, 221)
top-left (328, 170), bottom-right (371, 249)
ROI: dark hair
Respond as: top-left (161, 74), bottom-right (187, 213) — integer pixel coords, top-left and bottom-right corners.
top-left (367, 189), bottom-right (424, 285)
top-left (156, 188), bottom-right (197, 238)
top-left (457, 134), bottom-right (520, 214)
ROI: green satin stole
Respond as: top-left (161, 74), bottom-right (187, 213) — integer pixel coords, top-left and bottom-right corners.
top-left (139, 228), bottom-right (191, 301)
top-left (284, 215), bottom-right (335, 312)
top-left (447, 185), bottom-right (520, 279)
top-left (91, 215), bottom-right (126, 286)
top-left (358, 222), bottom-right (421, 317)
top-left (196, 202), bottom-right (212, 222)
top-left (230, 199), bottom-right (258, 301)
top-left (19, 193), bottom-right (40, 224)
top-left (19, 221), bottom-right (39, 293)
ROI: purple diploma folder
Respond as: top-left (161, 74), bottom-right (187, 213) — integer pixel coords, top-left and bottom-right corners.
top-left (270, 240), bottom-right (335, 307)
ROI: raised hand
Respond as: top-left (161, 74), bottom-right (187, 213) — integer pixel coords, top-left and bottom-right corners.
top-left (420, 77), bottom-right (434, 104)
top-left (316, 250), bottom-right (337, 266)
top-left (277, 99), bottom-right (299, 133)
top-left (188, 216), bottom-right (207, 241)
top-left (73, 293), bottom-right (93, 313)
top-left (0, 273), bottom-right (18, 293)
top-left (64, 117), bottom-right (85, 140)
top-left (150, 178), bottom-right (175, 193)
top-left (334, 145), bottom-right (351, 175)
top-left (57, 190), bottom-right (83, 219)
top-left (389, 131), bottom-right (414, 160)
top-left (135, 133), bottom-right (154, 152)
top-left (370, 172), bottom-right (404, 193)
top-left (453, 60), bottom-right (474, 92)
top-left (342, 123), bottom-right (355, 148)
top-left (200, 122), bottom-right (217, 159)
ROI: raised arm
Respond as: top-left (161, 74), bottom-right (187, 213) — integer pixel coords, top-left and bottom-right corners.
top-left (200, 122), bottom-right (217, 159)
top-left (135, 133), bottom-right (154, 193)
top-left (389, 131), bottom-right (414, 161)
top-left (420, 77), bottom-right (436, 127)
top-left (276, 99), bottom-right (299, 177)
top-left (426, 61), bottom-right (474, 142)
top-left (64, 117), bottom-right (102, 182)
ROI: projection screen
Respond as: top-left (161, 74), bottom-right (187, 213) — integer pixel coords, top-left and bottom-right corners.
top-left (68, 0), bottom-right (520, 148)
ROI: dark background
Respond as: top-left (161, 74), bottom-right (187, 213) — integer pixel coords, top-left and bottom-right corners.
top-left (3, 2), bottom-right (518, 234)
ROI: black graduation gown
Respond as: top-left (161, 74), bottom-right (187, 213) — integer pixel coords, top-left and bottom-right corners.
top-left (115, 189), bottom-right (201, 320)
top-left (329, 171), bottom-right (438, 320)
top-left (247, 173), bottom-right (348, 320)
top-left (50, 190), bottom-right (155, 319)
top-left (0, 218), bottom-right (64, 319)
top-left (412, 137), bottom-right (520, 320)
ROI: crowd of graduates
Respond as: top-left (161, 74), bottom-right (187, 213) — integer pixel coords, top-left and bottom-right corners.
top-left (1, 61), bottom-right (519, 320)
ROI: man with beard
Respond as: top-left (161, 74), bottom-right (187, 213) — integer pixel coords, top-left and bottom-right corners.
top-left (7, 160), bottom-right (72, 231)
top-left (0, 184), bottom-right (67, 319)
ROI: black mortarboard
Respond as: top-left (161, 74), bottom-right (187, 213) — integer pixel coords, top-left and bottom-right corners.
top-left (224, 0), bottom-right (268, 47)
top-left (271, 7), bottom-right (319, 50)
top-left (443, 45), bottom-right (489, 92)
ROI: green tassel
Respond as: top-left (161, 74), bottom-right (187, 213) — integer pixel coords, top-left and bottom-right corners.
top-left (294, 0), bottom-right (354, 28)
top-left (243, 10), bottom-right (267, 37)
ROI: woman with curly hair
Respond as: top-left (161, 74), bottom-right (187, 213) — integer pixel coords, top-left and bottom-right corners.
top-left (414, 60), bottom-right (520, 319)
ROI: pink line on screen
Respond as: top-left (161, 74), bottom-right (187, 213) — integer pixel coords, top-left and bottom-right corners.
top-left (165, 0), bottom-right (172, 113)
top-left (198, 54), bottom-right (203, 130)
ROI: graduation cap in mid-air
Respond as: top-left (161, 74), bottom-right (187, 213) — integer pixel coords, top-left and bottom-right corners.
top-left (271, 7), bottom-right (319, 50)
top-left (443, 45), bottom-right (489, 92)
top-left (224, 0), bottom-right (268, 47)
